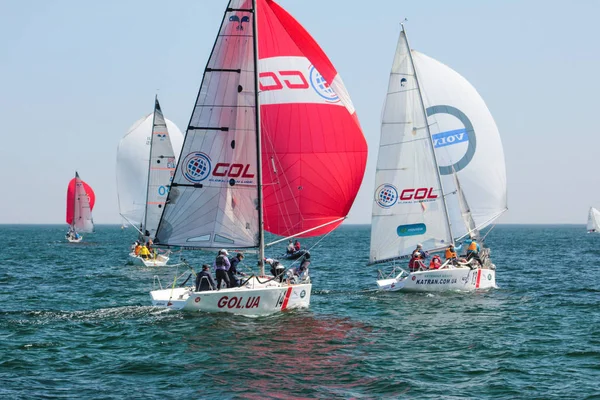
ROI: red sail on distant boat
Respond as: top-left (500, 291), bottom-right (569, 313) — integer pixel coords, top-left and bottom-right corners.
top-left (258, 0), bottom-right (367, 238)
top-left (66, 172), bottom-right (95, 233)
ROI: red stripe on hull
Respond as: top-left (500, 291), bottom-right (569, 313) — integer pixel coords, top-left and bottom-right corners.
top-left (281, 287), bottom-right (293, 310)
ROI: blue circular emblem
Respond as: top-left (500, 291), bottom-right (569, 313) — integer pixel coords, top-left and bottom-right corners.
top-left (309, 66), bottom-right (339, 102)
top-left (300, 290), bottom-right (306, 298)
top-left (375, 184), bottom-right (398, 208)
top-left (183, 152), bottom-right (211, 183)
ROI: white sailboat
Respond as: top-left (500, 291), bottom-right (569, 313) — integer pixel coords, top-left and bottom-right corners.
top-left (371, 25), bottom-right (507, 292)
top-left (65, 172), bottom-right (95, 243)
top-left (116, 97), bottom-right (184, 266)
top-left (150, 0), bottom-right (367, 315)
top-left (587, 207), bottom-right (600, 233)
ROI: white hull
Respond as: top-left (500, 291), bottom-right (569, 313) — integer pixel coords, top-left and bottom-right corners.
top-left (66, 236), bottom-right (83, 243)
top-left (129, 252), bottom-right (169, 267)
top-left (377, 267), bottom-right (496, 292)
top-left (151, 277), bottom-right (311, 316)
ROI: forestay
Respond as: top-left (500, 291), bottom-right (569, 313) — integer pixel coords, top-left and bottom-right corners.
top-left (66, 172), bottom-right (95, 233)
top-left (116, 113), bottom-right (183, 229)
top-left (370, 30), bottom-right (452, 264)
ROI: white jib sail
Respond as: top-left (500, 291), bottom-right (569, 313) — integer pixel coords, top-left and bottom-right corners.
top-left (73, 175), bottom-right (94, 233)
top-left (370, 30), bottom-right (453, 264)
top-left (587, 207), bottom-right (600, 231)
top-left (413, 51), bottom-right (507, 238)
top-left (143, 98), bottom-right (178, 239)
top-left (116, 113), bottom-right (184, 230)
top-left (155, 2), bottom-right (259, 249)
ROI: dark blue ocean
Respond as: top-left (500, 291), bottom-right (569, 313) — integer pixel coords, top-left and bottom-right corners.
top-left (1, 224), bottom-right (599, 399)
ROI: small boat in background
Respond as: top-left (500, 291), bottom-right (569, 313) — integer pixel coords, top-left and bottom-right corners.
top-left (587, 207), bottom-right (600, 233)
top-left (116, 96), bottom-right (184, 266)
top-left (66, 172), bottom-right (95, 243)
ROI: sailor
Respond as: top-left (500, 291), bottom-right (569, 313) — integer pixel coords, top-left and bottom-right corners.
top-left (195, 264), bottom-right (216, 291)
top-left (466, 238), bottom-right (482, 266)
top-left (139, 244), bottom-right (150, 259)
top-left (445, 244), bottom-right (457, 261)
top-left (296, 252), bottom-right (310, 278)
top-left (286, 239), bottom-right (295, 254)
top-left (228, 252), bottom-right (246, 287)
top-left (294, 240), bottom-right (301, 251)
top-left (429, 255), bottom-right (442, 270)
top-left (134, 242), bottom-right (142, 256)
top-left (409, 244), bottom-right (428, 272)
top-left (266, 258), bottom-right (285, 282)
top-left (213, 249), bottom-right (231, 289)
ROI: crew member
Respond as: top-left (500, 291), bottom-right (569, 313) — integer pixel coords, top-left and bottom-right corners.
top-left (213, 249), bottom-right (231, 289)
top-left (195, 264), bottom-right (216, 291)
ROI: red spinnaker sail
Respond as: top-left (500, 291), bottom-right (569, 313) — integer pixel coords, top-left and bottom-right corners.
top-left (66, 176), bottom-right (96, 225)
top-left (258, 0), bottom-right (368, 238)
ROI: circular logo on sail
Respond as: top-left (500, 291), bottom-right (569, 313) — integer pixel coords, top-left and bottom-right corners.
top-left (375, 184), bottom-right (398, 208)
top-left (427, 105), bottom-right (476, 175)
top-left (183, 152), bottom-right (211, 183)
top-left (309, 66), bottom-right (339, 102)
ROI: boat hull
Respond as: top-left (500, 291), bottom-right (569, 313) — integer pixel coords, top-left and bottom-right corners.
top-left (129, 253), bottom-right (169, 267)
top-left (66, 236), bottom-right (83, 243)
top-left (377, 267), bottom-right (496, 292)
top-left (150, 279), bottom-right (311, 316)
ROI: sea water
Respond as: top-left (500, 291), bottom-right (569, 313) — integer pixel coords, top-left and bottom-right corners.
top-left (0, 224), bottom-right (599, 399)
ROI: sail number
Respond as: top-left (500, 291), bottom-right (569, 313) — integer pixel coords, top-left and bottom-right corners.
top-left (259, 70), bottom-right (308, 91)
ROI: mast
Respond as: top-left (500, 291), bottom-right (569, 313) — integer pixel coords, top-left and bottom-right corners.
top-left (252, 0), bottom-right (266, 275)
top-left (402, 24), bottom-right (454, 242)
top-left (142, 96), bottom-right (158, 239)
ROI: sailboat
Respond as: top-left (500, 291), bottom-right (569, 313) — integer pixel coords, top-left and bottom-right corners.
top-left (587, 207), bottom-right (600, 233)
top-left (150, 0), bottom-right (367, 315)
top-left (66, 172), bottom-right (95, 243)
top-left (116, 97), bottom-right (184, 266)
top-left (371, 25), bottom-right (507, 292)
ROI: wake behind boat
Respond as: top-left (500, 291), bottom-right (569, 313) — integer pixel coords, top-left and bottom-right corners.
top-left (370, 24), bottom-right (507, 292)
top-left (150, 0), bottom-right (367, 315)
top-left (65, 172), bottom-right (95, 243)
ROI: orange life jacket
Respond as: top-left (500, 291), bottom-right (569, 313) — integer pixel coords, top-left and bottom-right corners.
top-left (468, 241), bottom-right (478, 252)
top-left (134, 245), bottom-right (141, 255)
top-left (445, 248), bottom-right (456, 259)
top-left (429, 256), bottom-right (441, 269)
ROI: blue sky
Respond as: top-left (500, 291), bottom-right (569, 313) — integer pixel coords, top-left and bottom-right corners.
top-left (1, 0), bottom-right (599, 224)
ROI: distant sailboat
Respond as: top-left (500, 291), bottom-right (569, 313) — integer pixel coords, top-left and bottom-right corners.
top-left (66, 172), bottom-right (95, 243)
top-left (371, 25), bottom-right (507, 292)
top-left (116, 97), bottom-right (184, 266)
top-left (149, 0), bottom-right (367, 315)
top-left (587, 207), bottom-right (600, 233)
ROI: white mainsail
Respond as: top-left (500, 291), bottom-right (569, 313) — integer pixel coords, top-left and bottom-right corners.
top-left (370, 27), bottom-right (507, 264)
top-left (370, 30), bottom-right (453, 264)
top-left (155, 0), bottom-right (259, 248)
top-left (116, 107), bottom-right (184, 231)
top-left (73, 173), bottom-right (94, 233)
top-left (143, 98), bottom-right (179, 239)
top-left (587, 207), bottom-right (600, 232)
